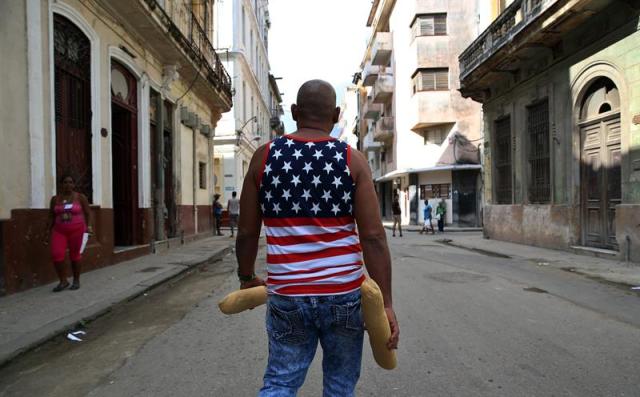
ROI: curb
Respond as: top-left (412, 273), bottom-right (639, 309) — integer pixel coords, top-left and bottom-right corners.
top-left (0, 245), bottom-right (233, 368)
top-left (383, 225), bottom-right (482, 233)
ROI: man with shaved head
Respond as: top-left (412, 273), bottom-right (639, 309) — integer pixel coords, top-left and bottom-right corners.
top-left (236, 79), bottom-right (398, 396)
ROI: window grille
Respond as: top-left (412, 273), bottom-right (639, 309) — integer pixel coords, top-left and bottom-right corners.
top-left (420, 184), bottom-right (451, 199)
top-left (412, 68), bottom-right (449, 93)
top-left (411, 14), bottom-right (447, 38)
top-left (199, 162), bottom-right (207, 189)
top-left (527, 100), bottom-right (551, 204)
top-left (494, 117), bottom-right (512, 204)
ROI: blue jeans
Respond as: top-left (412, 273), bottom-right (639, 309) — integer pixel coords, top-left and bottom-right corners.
top-left (259, 290), bottom-right (364, 397)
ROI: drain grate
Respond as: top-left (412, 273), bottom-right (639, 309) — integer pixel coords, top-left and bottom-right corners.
top-left (137, 266), bottom-right (163, 273)
top-left (523, 287), bottom-right (548, 293)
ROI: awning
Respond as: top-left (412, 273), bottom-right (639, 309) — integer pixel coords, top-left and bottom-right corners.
top-left (374, 164), bottom-right (482, 183)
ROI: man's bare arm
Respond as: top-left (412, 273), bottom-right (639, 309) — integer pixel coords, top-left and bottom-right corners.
top-left (351, 149), bottom-right (392, 306)
top-left (351, 149), bottom-right (398, 349)
top-left (236, 144), bottom-right (268, 288)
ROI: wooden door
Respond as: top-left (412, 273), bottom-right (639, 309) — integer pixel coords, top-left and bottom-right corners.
top-left (54, 15), bottom-right (92, 199)
top-left (581, 115), bottom-right (621, 250)
top-left (111, 62), bottom-right (138, 246)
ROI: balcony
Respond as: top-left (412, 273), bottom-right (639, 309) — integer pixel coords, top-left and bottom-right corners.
top-left (362, 62), bottom-right (382, 87)
top-left (371, 32), bottom-right (393, 66)
top-left (99, 0), bottom-right (232, 110)
top-left (363, 126), bottom-right (382, 152)
top-left (363, 97), bottom-right (383, 119)
top-left (372, 74), bottom-right (394, 104)
top-left (408, 92), bottom-right (455, 132)
top-left (458, 0), bottom-right (615, 102)
top-left (373, 117), bottom-right (394, 142)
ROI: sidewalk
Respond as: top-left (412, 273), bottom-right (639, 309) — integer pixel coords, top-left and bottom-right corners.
top-left (382, 221), bottom-right (482, 233)
top-left (421, 231), bottom-right (640, 288)
top-left (0, 235), bottom-right (234, 366)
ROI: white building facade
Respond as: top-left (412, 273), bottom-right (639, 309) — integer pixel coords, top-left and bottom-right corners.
top-left (358, 0), bottom-right (485, 227)
top-left (213, 0), bottom-right (274, 201)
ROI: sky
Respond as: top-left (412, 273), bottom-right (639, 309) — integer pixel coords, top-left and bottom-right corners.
top-left (268, 0), bottom-right (372, 133)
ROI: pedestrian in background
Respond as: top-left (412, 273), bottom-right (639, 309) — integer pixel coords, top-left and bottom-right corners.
top-left (235, 79), bottom-right (398, 396)
top-left (436, 199), bottom-right (447, 232)
top-left (213, 194), bottom-right (223, 236)
top-left (227, 191), bottom-right (240, 238)
top-left (392, 194), bottom-right (403, 237)
top-left (420, 200), bottom-right (434, 235)
top-left (47, 174), bottom-right (92, 292)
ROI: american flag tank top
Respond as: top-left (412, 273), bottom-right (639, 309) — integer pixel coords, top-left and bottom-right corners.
top-left (258, 135), bottom-right (365, 296)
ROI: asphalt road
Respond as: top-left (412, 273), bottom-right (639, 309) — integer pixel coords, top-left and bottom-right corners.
top-left (1, 232), bottom-right (639, 396)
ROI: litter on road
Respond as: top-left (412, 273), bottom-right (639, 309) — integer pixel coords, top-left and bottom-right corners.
top-left (66, 330), bottom-right (86, 342)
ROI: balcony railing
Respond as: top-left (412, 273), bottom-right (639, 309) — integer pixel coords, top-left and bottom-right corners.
top-left (459, 0), bottom-right (555, 80)
top-left (144, 0), bottom-right (232, 99)
top-left (362, 62), bottom-right (382, 87)
top-left (363, 126), bottom-right (382, 152)
top-left (373, 116), bottom-right (394, 142)
top-left (372, 74), bottom-right (394, 104)
top-left (371, 32), bottom-right (393, 66)
top-left (363, 97), bottom-right (383, 119)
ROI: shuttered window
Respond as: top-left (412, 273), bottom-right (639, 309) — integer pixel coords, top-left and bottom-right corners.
top-left (411, 14), bottom-right (447, 38)
top-left (527, 100), bottom-right (551, 204)
top-left (494, 117), bottom-right (513, 204)
top-left (412, 68), bottom-right (449, 93)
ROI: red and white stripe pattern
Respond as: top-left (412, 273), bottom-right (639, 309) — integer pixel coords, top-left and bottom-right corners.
top-left (265, 217), bottom-right (365, 295)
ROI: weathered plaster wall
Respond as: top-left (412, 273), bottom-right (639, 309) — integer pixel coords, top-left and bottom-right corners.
top-left (481, 3), bottom-right (640, 258)
top-left (0, 2), bottom-right (30, 219)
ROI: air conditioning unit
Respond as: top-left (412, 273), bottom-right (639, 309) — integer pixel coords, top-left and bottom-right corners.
top-left (200, 124), bottom-right (211, 137)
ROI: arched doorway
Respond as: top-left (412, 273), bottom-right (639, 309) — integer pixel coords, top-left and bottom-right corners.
top-left (579, 77), bottom-right (621, 250)
top-left (53, 14), bottom-right (92, 199)
top-left (111, 61), bottom-right (139, 247)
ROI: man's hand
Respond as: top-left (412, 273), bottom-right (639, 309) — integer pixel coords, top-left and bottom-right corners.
top-left (240, 276), bottom-right (266, 290)
top-left (385, 307), bottom-right (399, 350)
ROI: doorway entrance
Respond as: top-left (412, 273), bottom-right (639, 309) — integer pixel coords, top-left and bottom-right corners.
top-left (53, 14), bottom-right (92, 199)
top-left (579, 77), bottom-right (621, 250)
top-left (111, 61), bottom-right (139, 247)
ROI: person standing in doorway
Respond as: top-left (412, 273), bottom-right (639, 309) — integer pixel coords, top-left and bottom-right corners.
top-left (420, 200), bottom-right (435, 235)
top-left (213, 194), bottom-right (223, 236)
top-left (227, 191), bottom-right (240, 238)
top-left (47, 174), bottom-right (92, 292)
top-left (391, 194), bottom-right (403, 237)
top-left (235, 79), bottom-right (398, 396)
top-left (436, 199), bottom-right (447, 232)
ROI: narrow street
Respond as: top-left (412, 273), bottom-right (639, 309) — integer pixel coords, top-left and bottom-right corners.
top-left (1, 232), bottom-right (639, 396)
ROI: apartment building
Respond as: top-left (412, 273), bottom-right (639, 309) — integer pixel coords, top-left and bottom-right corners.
top-left (357, 0), bottom-right (484, 227)
top-left (459, 0), bottom-right (640, 261)
top-left (268, 74), bottom-right (285, 139)
top-left (213, 0), bottom-right (277, 202)
top-left (0, 0), bottom-right (232, 294)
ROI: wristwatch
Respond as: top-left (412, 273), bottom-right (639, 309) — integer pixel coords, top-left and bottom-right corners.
top-left (237, 269), bottom-right (256, 283)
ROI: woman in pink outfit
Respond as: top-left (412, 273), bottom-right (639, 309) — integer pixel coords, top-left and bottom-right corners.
top-left (47, 174), bottom-right (92, 292)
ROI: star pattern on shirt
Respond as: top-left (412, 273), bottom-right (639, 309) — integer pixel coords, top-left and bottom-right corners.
top-left (258, 137), bottom-right (356, 219)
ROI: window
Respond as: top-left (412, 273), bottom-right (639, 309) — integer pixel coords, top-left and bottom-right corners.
top-left (527, 100), bottom-right (550, 204)
top-left (241, 7), bottom-right (246, 46)
top-left (420, 184), bottom-right (451, 199)
top-left (412, 68), bottom-right (449, 93)
top-left (199, 162), bottom-right (207, 189)
top-left (494, 117), bottom-right (512, 204)
top-left (423, 127), bottom-right (447, 145)
top-left (411, 13), bottom-right (447, 38)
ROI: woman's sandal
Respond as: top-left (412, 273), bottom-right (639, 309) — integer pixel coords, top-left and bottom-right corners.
top-left (53, 282), bottom-right (69, 292)
top-left (70, 282), bottom-right (80, 290)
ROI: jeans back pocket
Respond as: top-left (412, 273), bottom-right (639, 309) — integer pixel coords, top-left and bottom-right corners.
top-left (267, 302), bottom-right (307, 345)
top-left (331, 300), bottom-right (364, 338)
